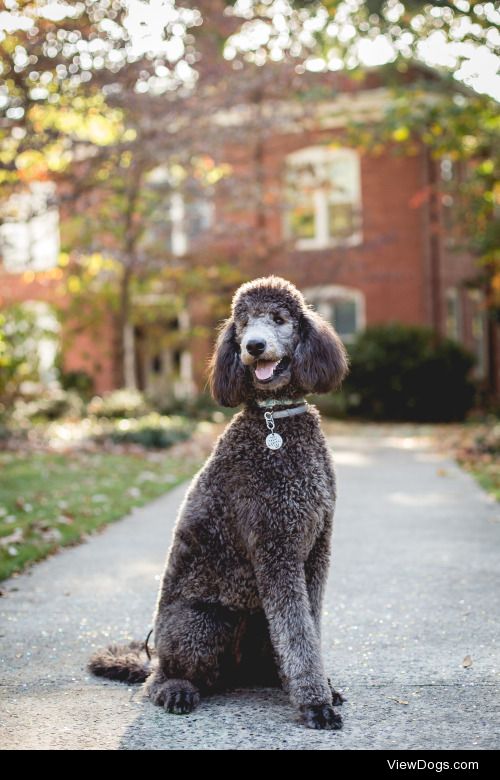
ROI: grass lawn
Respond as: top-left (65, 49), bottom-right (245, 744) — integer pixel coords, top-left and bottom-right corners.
top-left (435, 421), bottom-right (500, 502)
top-left (0, 447), bottom-right (205, 581)
top-left (464, 464), bottom-right (500, 501)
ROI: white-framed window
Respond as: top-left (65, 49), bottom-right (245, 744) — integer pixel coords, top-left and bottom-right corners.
top-left (0, 182), bottom-right (60, 272)
top-left (445, 288), bottom-right (462, 342)
top-left (305, 285), bottom-right (365, 343)
top-left (132, 305), bottom-right (195, 400)
top-left (144, 166), bottom-right (214, 257)
top-left (285, 146), bottom-right (362, 250)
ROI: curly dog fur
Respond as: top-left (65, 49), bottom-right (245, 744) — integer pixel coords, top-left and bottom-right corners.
top-left (89, 276), bottom-right (349, 730)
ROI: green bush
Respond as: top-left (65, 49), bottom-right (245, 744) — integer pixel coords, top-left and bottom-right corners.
top-left (106, 413), bottom-right (194, 449)
top-left (87, 388), bottom-right (149, 418)
top-left (308, 391), bottom-right (348, 419)
top-left (157, 391), bottom-right (232, 421)
top-left (10, 388), bottom-right (85, 424)
top-left (344, 323), bottom-right (476, 422)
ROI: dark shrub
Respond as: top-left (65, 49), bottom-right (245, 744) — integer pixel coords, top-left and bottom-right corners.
top-left (157, 392), bottom-right (233, 421)
top-left (60, 370), bottom-right (94, 400)
top-left (106, 413), bottom-right (194, 449)
top-left (345, 323), bottom-right (476, 422)
top-left (308, 390), bottom-right (348, 419)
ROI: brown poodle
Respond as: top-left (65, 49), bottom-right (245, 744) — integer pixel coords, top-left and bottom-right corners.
top-left (89, 276), bottom-right (349, 730)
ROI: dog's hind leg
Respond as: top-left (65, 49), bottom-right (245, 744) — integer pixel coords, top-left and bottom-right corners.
top-left (144, 601), bottom-right (241, 714)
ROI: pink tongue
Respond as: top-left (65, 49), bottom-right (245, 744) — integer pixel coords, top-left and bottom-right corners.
top-left (255, 360), bottom-right (279, 381)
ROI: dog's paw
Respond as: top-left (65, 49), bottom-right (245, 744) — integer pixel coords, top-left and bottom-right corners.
top-left (148, 678), bottom-right (200, 715)
top-left (163, 686), bottom-right (200, 715)
top-left (300, 703), bottom-right (342, 731)
top-left (327, 678), bottom-right (345, 706)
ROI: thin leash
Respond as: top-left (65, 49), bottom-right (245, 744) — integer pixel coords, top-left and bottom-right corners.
top-left (144, 628), bottom-right (153, 661)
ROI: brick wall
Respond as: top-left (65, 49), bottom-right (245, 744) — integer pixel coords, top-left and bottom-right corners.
top-left (211, 132), bottom-right (435, 325)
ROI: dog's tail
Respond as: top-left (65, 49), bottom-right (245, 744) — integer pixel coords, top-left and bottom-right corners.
top-left (88, 638), bottom-right (155, 684)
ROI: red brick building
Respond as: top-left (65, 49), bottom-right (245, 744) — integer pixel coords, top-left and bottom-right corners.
top-left (1, 70), bottom-right (498, 402)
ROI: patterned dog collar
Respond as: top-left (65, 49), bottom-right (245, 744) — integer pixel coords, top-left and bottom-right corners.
top-left (256, 397), bottom-right (305, 409)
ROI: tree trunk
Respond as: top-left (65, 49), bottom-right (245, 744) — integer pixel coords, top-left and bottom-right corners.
top-left (116, 266), bottom-right (136, 389)
top-left (123, 321), bottom-right (137, 390)
top-left (117, 167), bottom-right (143, 389)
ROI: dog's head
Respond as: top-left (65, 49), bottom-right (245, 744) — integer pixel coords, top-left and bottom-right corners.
top-left (208, 276), bottom-right (349, 407)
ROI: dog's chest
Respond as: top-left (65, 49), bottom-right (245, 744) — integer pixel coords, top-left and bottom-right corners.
top-left (223, 415), bottom-right (335, 555)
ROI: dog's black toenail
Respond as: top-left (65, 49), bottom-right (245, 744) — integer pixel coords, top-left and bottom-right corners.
top-left (300, 703), bottom-right (343, 731)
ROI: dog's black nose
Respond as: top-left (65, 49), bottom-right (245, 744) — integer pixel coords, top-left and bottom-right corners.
top-left (246, 339), bottom-right (266, 357)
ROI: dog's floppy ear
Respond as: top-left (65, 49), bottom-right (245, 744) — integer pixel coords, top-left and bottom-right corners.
top-left (208, 317), bottom-right (247, 407)
top-left (293, 309), bottom-right (349, 394)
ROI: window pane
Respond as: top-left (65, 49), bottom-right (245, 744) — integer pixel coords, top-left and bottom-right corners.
top-left (333, 299), bottom-right (357, 336)
top-left (327, 157), bottom-right (357, 202)
top-left (445, 290), bottom-right (461, 341)
top-left (30, 209), bottom-right (60, 270)
top-left (328, 203), bottom-right (355, 240)
top-left (286, 159), bottom-right (318, 240)
top-left (0, 184), bottom-right (59, 272)
top-left (185, 199), bottom-right (213, 242)
top-left (469, 292), bottom-right (487, 378)
top-left (289, 198), bottom-right (316, 239)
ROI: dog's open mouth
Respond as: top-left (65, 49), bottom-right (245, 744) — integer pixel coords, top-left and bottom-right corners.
top-left (253, 356), bottom-right (290, 384)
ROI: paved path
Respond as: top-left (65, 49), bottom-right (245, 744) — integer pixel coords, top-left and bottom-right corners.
top-left (1, 428), bottom-right (499, 750)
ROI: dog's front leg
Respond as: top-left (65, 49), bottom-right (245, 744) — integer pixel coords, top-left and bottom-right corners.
top-left (305, 522), bottom-right (345, 708)
top-left (304, 521), bottom-right (332, 641)
top-left (252, 547), bottom-right (342, 730)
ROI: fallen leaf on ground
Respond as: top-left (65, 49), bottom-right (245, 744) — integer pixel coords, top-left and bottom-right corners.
top-left (40, 528), bottom-right (63, 544)
top-left (57, 514), bottom-right (74, 525)
top-left (463, 655), bottom-right (473, 668)
top-left (0, 529), bottom-right (24, 547)
top-left (137, 471), bottom-right (158, 483)
top-left (388, 697), bottom-right (409, 705)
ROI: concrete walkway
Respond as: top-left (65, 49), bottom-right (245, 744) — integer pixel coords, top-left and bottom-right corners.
top-left (1, 429), bottom-right (499, 750)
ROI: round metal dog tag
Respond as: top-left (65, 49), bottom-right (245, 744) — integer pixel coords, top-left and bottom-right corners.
top-left (266, 432), bottom-right (283, 450)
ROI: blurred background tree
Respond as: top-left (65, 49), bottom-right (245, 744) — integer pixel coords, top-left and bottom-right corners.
top-left (1, 0), bottom-right (498, 394)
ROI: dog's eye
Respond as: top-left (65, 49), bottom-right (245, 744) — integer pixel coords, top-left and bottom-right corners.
top-left (273, 315), bottom-right (285, 325)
